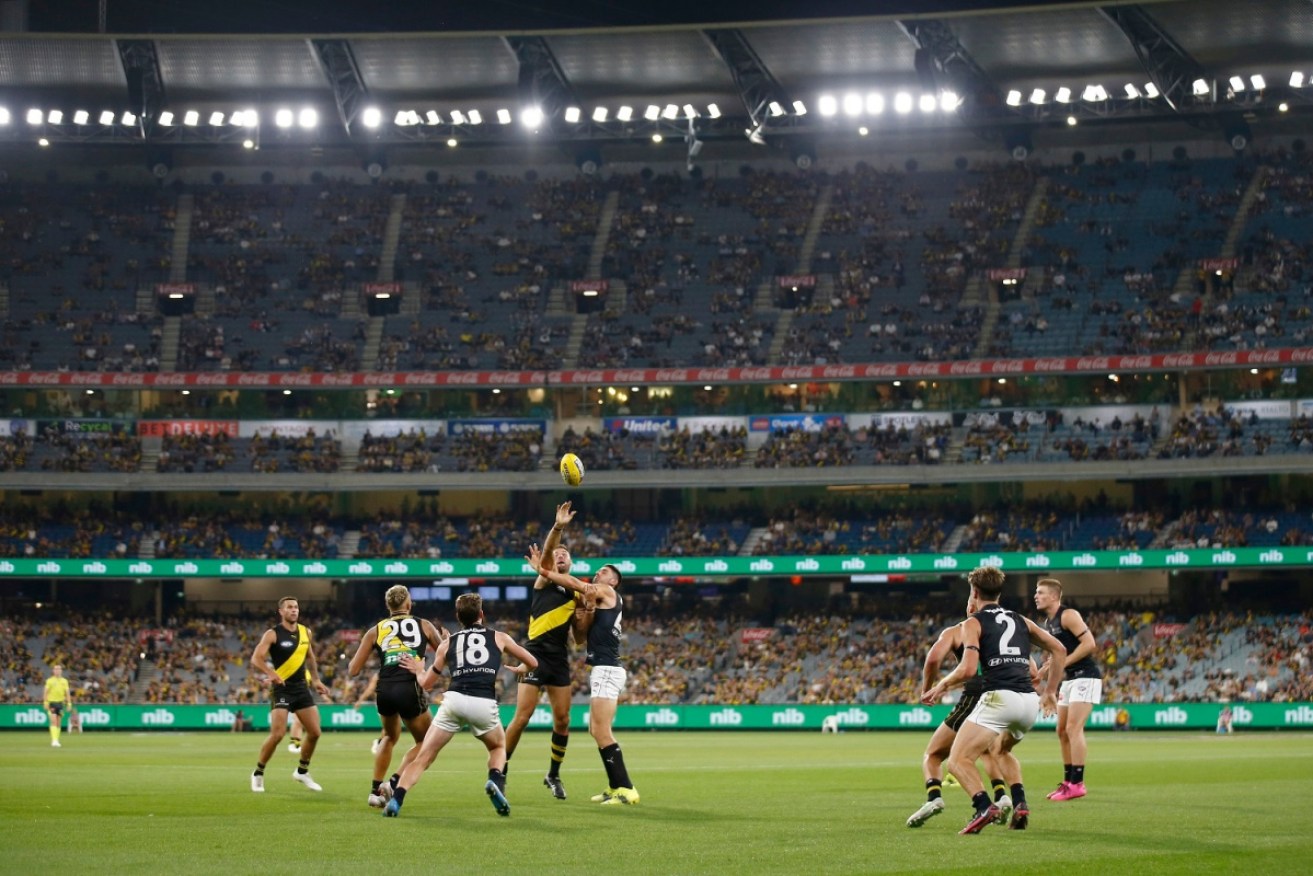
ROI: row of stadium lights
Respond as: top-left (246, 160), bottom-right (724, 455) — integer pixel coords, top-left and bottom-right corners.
top-left (4, 70), bottom-right (1307, 147)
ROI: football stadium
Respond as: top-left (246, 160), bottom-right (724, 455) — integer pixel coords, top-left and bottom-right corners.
top-left (1, 0), bottom-right (1311, 872)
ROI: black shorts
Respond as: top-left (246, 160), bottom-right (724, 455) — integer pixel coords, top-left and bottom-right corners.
top-left (521, 654), bottom-right (572, 688)
top-left (271, 683), bottom-right (316, 713)
top-left (376, 680), bottom-right (429, 720)
top-left (47, 702), bottom-right (65, 716)
top-left (943, 689), bottom-right (983, 733)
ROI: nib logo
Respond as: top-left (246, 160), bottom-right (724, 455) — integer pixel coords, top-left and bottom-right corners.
top-left (429, 562), bottom-right (454, 574)
top-left (771, 708), bottom-right (805, 726)
top-left (834, 708), bottom-right (869, 726)
top-left (794, 558), bottom-right (819, 572)
top-left (0, 560), bottom-right (14, 572)
top-left (1072, 553), bottom-right (1097, 567)
top-left (750, 559), bottom-right (775, 572)
top-left (645, 708), bottom-right (680, 726)
top-left (1284, 705), bottom-right (1313, 725)
top-left (1025, 554), bottom-right (1050, 568)
top-left (658, 560), bottom-right (684, 573)
top-left (1259, 549), bottom-right (1284, 563)
top-left (13, 707), bottom-right (47, 725)
top-left (82, 561), bottom-right (107, 574)
top-left (1212, 550), bottom-right (1237, 564)
top-left (703, 560), bottom-right (728, 573)
top-left (174, 561), bottom-right (199, 574)
top-left (615, 560), bottom-right (638, 574)
top-left (1165, 551), bottom-right (1191, 565)
top-left (384, 562), bottom-right (407, 574)
top-left (129, 562), bottom-right (153, 574)
top-left (529, 708), bottom-right (553, 727)
top-left (1230, 705), bottom-right (1253, 725)
top-left (332, 710), bottom-right (365, 726)
top-left (842, 557), bottom-right (867, 571)
top-left (899, 708), bottom-right (934, 726)
top-left (1088, 707), bottom-right (1120, 726)
top-left (266, 561), bottom-right (290, 574)
top-left (709, 708), bottom-right (742, 726)
top-left (887, 557), bottom-right (912, 570)
top-left (141, 708), bottom-right (175, 725)
top-left (933, 556), bottom-right (958, 569)
top-left (82, 707), bottom-right (111, 725)
top-left (219, 562), bottom-right (245, 575)
top-left (1154, 707), bottom-right (1189, 725)
top-left (303, 562), bottom-right (328, 574)
top-left (206, 709), bottom-right (238, 726)
top-left (350, 561), bottom-right (375, 574)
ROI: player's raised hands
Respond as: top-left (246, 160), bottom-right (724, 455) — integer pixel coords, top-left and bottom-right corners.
top-left (554, 501), bottom-right (576, 528)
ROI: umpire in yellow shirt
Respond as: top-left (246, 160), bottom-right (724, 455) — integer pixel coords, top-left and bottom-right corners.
top-left (43, 664), bottom-right (71, 747)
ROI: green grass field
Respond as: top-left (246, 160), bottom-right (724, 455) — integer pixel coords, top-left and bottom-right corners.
top-left (2, 729), bottom-right (1310, 875)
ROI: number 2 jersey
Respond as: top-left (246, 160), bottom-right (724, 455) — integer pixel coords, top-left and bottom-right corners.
top-left (446, 625), bottom-right (503, 700)
top-left (972, 604), bottom-right (1036, 694)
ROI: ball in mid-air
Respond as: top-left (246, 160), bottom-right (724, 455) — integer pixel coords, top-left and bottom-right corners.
top-left (559, 453), bottom-right (585, 486)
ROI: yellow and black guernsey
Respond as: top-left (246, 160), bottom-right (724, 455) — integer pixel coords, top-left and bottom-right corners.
top-left (527, 582), bottom-right (575, 661)
top-left (373, 614), bottom-right (427, 683)
top-left (270, 623), bottom-right (312, 688)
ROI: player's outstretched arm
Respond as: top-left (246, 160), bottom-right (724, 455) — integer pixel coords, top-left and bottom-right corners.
top-left (347, 624), bottom-right (380, 677)
top-left (497, 630), bottom-right (538, 675)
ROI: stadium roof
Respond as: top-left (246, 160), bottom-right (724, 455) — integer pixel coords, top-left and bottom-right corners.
top-left (1, 0), bottom-right (1311, 150)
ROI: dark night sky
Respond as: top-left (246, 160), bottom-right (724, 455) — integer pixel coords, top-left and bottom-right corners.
top-left (29, 0), bottom-right (1077, 33)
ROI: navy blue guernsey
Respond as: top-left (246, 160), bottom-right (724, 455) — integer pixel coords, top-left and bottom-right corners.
top-left (973, 605), bottom-right (1036, 694)
top-left (1044, 606), bottom-right (1103, 680)
top-left (586, 592), bottom-right (623, 668)
top-left (446, 626), bottom-right (502, 700)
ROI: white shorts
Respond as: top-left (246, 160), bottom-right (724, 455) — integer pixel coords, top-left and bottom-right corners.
top-left (433, 690), bottom-right (502, 737)
top-left (589, 665), bottom-right (627, 700)
top-left (1058, 677), bottom-right (1103, 707)
top-left (966, 689), bottom-right (1041, 741)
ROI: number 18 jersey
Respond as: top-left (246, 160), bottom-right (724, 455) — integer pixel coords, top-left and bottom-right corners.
top-left (446, 625), bottom-right (502, 700)
top-left (972, 605), bottom-right (1035, 694)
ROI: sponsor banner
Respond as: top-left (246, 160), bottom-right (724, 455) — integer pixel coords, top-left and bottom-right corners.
top-left (155, 283), bottom-right (195, 295)
top-left (447, 418), bottom-right (546, 436)
top-left (1198, 258), bottom-right (1239, 273)
top-left (1225, 399), bottom-right (1294, 420)
top-left (339, 419), bottom-right (446, 443)
top-left (748, 413), bottom-right (847, 433)
top-left (0, 347), bottom-right (1311, 390)
top-left (849, 412), bottom-right (952, 431)
top-left (137, 419), bottom-right (240, 438)
top-left (777, 275), bottom-right (817, 289)
top-left (36, 418), bottom-right (131, 436)
top-left (0, 418), bottom-right (31, 436)
top-left (362, 282), bottom-right (402, 296)
top-left (0, 548), bottom-right (1311, 579)
top-left (678, 416), bottom-right (747, 435)
top-left (568, 280), bottom-right (609, 293)
top-left (740, 628), bottom-right (775, 643)
top-left (5, 702), bottom-right (1309, 731)
top-left (603, 416), bottom-right (677, 435)
top-left (239, 420), bottom-right (337, 439)
top-left (986, 268), bottom-right (1027, 282)
top-left (1154, 623), bottom-right (1188, 639)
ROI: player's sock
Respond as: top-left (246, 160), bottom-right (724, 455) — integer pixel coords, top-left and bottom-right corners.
top-left (1072, 765), bottom-right (1084, 784)
top-left (254, 762), bottom-right (266, 776)
top-left (392, 786), bottom-right (407, 806)
top-left (971, 791), bottom-right (991, 814)
top-left (548, 732), bottom-right (568, 777)
top-left (297, 759), bottom-right (311, 774)
top-left (389, 772), bottom-right (401, 790)
top-left (925, 778), bottom-right (943, 802)
top-left (1010, 782), bottom-right (1028, 809)
top-left (1064, 764), bottom-right (1074, 783)
top-left (990, 777), bottom-right (1007, 802)
top-left (50, 724), bottom-right (60, 743)
top-left (372, 779), bottom-right (383, 793)
top-left (489, 768), bottom-right (506, 792)
top-left (290, 736), bottom-right (302, 747)
top-left (600, 743), bottom-right (632, 789)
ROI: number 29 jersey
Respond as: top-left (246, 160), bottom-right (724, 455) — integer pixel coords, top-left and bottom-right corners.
top-left (972, 605), bottom-right (1036, 694)
top-left (373, 614), bottom-right (428, 683)
top-left (446, 625), bottom-right (503, 700)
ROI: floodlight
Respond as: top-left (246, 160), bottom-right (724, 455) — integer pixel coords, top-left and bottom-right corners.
top-left (467, 109), bottom-right (483, 125)
top-left (865, 93), bottom-right (883, 114)
top-left (37, 137), bottom-right (49, 147)
top-left (1081, 85), bottom-right (1101, 102)
top-left (104, 110), bottom-right (121, 125)
top-left (1192, 79), bottom-right (1210, 96)
top-left (208, 111), bottom-right (224, 126)
top-left (0, 108), bottom-right (9, 125)
top-left (298, 108), bottom-right (317, 128)
top-left (393, 110), bottom-right (409, 126)
top-left (920, 94), bottom-right (938, 112)
top-left (706, 103), bottom-right (721, 118)
top-left (158, 110), bottom-right (174, 126)
top-left (563, 106), bottom-right (580, 123)
top-left (449, 110), bottom-right (466, 125)
top-left (1029, 89), bottom-right (1046, 105)
top-left (424, 110), bottom-right (441, 125)
top-left (521, 106), bottom-right (543, 127)
top-left (939, 91), bottom-right (960, 111)
top-left (683, 104), bottom-right (698, 119)
top-left (644, 105), bottom-right (660, 120)
top-left (1250, 74), bottom-right (1265, 90)
top-left (496, 109), bottom-right (511, 124)
top-left (818, 95), bottom-right (837, 116)
top-left (446, 138), bottom-right (457, 147)
top-left (652, 133), bottom-right (663, 143)
top-left (182, 110), bottom-right (199, 126)
top-left (593, 107), bottom-right (608, 122)
top-left (1291, 72), bottom-right (1305, 88)
top-left (242, 139), bottom-right (255, 149)
top-left (1229, 76), bottom-right (1245, 92)
top-left (768, 101), bottom-right (785, 116)
top-left (26, 108), bottom-right (42, 124)
top-left (1054, 87), bottom-right (1072, 103)
top-left (274, 109), bottom-right (293, 127)
top-left (616, 106), bottom-right (634, 121)
top-left (73, 110), bottom-right (89, 125)
top-left (1006, 90), bottom-right (1022, 107)
top-left (842, 93), bottom-right (861, 116)
top-left (47, 109), bottom-right (63, 124)
top-left (858, 126), bottom-right (868, 136)
top-left (1124, 84), bottom-right (1141, 99)
top-left (662, 104), bottom-right (679, 119)
top-left (1143, 83), bottom-right (1159, 98)
top-left (122, 111), bottom-right (137, 126)
top-left (894, 92), bottom-right (913, 114)
top-left (792, 100), bottom-right (807, 115)
top-left (362, 107), bottom-right (381, 128)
